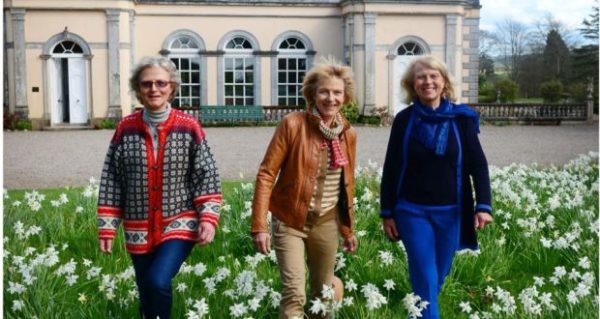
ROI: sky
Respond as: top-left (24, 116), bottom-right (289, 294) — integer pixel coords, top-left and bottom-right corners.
top-left (479, 0), bottom-right (596, 36)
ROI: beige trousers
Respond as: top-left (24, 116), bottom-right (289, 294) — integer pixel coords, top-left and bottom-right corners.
top-left (273, 208), bottom-right (339, 319)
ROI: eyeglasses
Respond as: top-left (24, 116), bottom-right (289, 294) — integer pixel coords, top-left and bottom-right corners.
top-left (139, 80), bottom-right (172, 89)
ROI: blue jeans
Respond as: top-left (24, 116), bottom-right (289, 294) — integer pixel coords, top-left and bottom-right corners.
top-left (130, 240), bottom-right (195, 319)
top-left (393, 200), bottom-right (460, 319)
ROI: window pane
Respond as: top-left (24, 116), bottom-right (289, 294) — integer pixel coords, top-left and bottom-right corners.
top-left (181, 59), bottom-right (189, 69)
top-left (299, 59), bottom-right (306, 70)
top-left (225, 85), bottom-right (234, 96)
top-left (181, 72), bottom-right (190, 83)
top-left (289, 59), bottom-right (297, 69)
top-left (191, 85), bottom-right (200, 96)
top-left (191, 60), bottom-right (200, 71)
top-left (278, 72), bottom-right (286, 82)
top-left (288, 85), bottom-right (297, 96)
top-left (235, 71), bottom-right (244, 84)
top-left (191, 72), bottom-right (199, 83)
top-left (278, 97), bottom-right (286, 105)
top-left (182, 86), bottom-right (190, 96)
top-left (245, 58), bottom-right (254, 69)
top-left (225, 58), bottom-right (233, 70)
top-left (246, 98), bottom-right (254, 105)
top-left (245, 72), bottom-right (253, 84)
top-left (225, 71), bottom-right (233, 83)
top-left (245, 85), bottom-right (253, 96)
top-left (278, 59), bottom-right (286, 69)
top-left (289, 72), bottom-right (297, 83)
top-left (278, 85), bottom-right (286, 96)
top-left (225, 98), bottom-right (234, 105)
top-left (235, 98), bottom-right (244, 105)
top-left (235, 59), bottom-right (244, 71)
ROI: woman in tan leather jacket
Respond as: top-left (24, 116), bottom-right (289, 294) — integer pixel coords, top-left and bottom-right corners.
top-left (251, 60), bottom-right (358, 319)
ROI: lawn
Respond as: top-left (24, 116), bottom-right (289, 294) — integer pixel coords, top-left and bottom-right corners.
top-left (3, 153), bottom-right (599, 318)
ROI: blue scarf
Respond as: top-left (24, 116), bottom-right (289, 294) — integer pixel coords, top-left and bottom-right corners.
top-left (411, 98), bottom-right (479, 156)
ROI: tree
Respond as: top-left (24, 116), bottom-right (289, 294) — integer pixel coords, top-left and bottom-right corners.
top-left (516, 53), bottom-right (543, 98)
top-left (580, 3), bottom-right (599, 41)
top-left (572, 4), bottom-right (599, 110)
top-left (494, 19), bottom-right (530, 81)
top-left (542, 30), bottom-right (571, 83)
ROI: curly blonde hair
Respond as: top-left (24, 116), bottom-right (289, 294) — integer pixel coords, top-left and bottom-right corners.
top-left (302, 57), bottom-right (355, 111)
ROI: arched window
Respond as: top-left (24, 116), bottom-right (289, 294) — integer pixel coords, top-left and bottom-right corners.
top-left (52, 41), bottom-right (84, 54)
top-left (167, 34), bottom-right (202, 108)
top-left (223, 36), bottom-right (255, 105)
top-left (276, 37), bottom-right (307, 106)
top-left (397, 41), bottom-right (425, 56)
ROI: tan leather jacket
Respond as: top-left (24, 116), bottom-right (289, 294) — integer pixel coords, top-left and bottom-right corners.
top-left (251, 111), bottom-right (357, 239)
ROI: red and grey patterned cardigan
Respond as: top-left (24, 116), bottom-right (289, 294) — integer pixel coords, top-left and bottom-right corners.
top-left (97, 108), bottom-right (222, 254)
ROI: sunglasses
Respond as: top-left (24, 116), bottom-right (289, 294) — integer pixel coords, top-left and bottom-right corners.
top-left (139, 80), bottom-right (172, 89)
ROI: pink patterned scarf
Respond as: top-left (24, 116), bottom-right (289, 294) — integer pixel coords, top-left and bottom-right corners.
top-left (312, 109), bottom-right (348, 170)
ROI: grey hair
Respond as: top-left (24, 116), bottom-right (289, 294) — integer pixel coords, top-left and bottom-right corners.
top-left (129, 55), bottom-right (181, 103)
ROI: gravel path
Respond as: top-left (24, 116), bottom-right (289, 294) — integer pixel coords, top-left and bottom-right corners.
top-left (4, 122), bottom-right (598, 189)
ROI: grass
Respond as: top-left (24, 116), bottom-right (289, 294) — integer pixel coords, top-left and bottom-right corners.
top-left (3, 154), bottom-right (599, 318)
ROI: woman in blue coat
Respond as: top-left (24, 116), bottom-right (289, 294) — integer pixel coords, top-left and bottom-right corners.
top-left (380, 55), bottom-right (493, 319)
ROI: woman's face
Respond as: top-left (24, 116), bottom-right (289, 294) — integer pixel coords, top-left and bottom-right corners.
top-left (138, 66), bottom-right (173, 111)
top-left (413, 63), bottom-right (445, 108)
top-left (314, 76), bottom-right (345, 125)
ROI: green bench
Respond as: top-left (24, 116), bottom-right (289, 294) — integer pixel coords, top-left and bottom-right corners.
top-left (199, 105), bottom-right (264, 123)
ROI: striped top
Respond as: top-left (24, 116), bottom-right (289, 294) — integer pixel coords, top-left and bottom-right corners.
top-left (309, 145), bottom-right (342, 215)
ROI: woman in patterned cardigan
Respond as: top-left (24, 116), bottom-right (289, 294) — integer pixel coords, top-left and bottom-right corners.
top-left (97, 56), bottom-right (222, 319)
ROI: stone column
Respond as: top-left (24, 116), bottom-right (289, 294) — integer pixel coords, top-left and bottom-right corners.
top-left (445, 14), bottom-right (458, 76)
top-left (129, 10), bottom-right (137, 112)
top-left (11, 8), bottom-right (28, 119)
top-left (363, 12), bottom-right (376, 114)
top-left (462, 17), bottom-right (480, 103)
top-left (348, 14), bottom-right (354, 67)
top-left (106, 9), bottom-right (122, 119)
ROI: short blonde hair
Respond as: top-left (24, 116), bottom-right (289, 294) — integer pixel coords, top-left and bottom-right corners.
top-left (129, 55), bottom-right (181, 104)
top-left (401, 55), bottom-right (456, 104)
top-left (302, 57), bottom-right (355, 111)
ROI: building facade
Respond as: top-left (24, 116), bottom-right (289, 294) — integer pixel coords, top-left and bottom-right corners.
top-left (3, 0), bottom-right (481, 129)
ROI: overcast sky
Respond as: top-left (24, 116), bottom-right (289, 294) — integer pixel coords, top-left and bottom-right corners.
top-left (479, 0), bottom-right (596, 34)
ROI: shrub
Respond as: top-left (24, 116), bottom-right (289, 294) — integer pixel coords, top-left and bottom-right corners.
top-left (3, 112), bottom-right (32, 131)
top-left (340, 100), bottom-right (359, 123)
top-left (357, 115), bottom-right (381, 125)
top-left (494, 78), bottom-right (518, 103)
top-left (540, 80), bottom-right (564, 103)
top-left (478, 82), bottom-right (496, 103)
top-left (97, 118), bottom-right (117, 129)
top-left (566, 82), bottom-right (587, 103)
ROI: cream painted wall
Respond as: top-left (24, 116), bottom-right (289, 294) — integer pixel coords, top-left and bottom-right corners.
top-left (91, 51), bottom-right (109, 119)
top-left (25, 50), bottom-right (43, 118)
top-left (25, 11), bottom-right (107, 43)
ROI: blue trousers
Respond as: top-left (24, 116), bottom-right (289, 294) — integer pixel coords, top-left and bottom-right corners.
top-left (393, 200), bottom-right (460, 319)
top-left (130, 240), bottom-right (195, 319)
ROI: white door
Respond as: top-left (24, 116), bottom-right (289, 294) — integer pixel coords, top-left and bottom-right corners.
top-left (51, 59), bottom-right (65, 124)
top-left (68, 58), bottom-right (88, 124)
top-left (393, 56), bottom-right (419, 115)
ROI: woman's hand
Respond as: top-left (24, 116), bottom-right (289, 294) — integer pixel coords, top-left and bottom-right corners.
top-left (197, 222), bottom-right (216, 245)
top-left (342, 235), bottom-right (358, 253)
top-left (382, 218), bottom-right (400, 241)
top-left (99, 238), bottom-right (113, 254)
top-left (474, 212), bottom-right (493, 230)
top-left (252, 232), bottom-right (271, 255)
